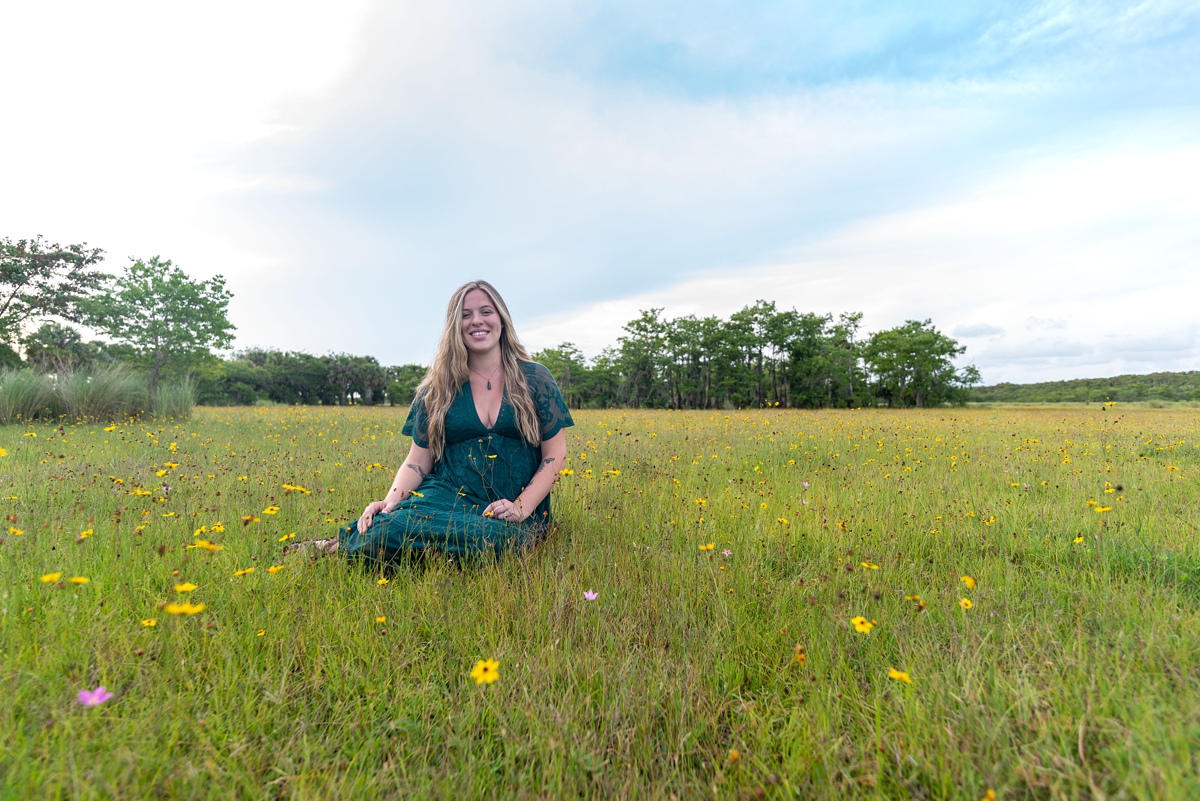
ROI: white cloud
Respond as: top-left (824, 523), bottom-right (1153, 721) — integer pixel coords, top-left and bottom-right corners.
top-left (954, 324), bottom-right (1006, 338)
top-left (523, 134), bottom-right (1200, 383)
top-left (0, 0), bottom-right (373, 300)
top-left (3, 1), bottom-right (1196, 388)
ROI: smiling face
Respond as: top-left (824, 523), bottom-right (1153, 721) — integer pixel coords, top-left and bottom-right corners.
top-left (460, 288), bottom-right (503, 358)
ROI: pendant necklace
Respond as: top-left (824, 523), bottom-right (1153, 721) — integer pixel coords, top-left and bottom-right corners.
top-left (470, 365), bottom-right (500, 390)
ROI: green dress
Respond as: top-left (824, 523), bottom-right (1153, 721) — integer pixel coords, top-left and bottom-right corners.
top-left (338, 361), bottom-right (574, 560)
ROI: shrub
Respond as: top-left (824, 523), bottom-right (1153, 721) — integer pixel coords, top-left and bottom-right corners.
top-left (0, 368), bottom-right (55, 424)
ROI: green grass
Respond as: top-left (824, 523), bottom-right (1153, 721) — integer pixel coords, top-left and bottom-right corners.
top-left (1, 406), bottom-right (1198, 798)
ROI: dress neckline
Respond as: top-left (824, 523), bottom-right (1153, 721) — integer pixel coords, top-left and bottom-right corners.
top-left (466, 379), bottom-right (505, 431)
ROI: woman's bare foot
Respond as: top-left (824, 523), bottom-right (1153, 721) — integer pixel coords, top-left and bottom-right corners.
top-left (282, 538), bottom-right (340, 558)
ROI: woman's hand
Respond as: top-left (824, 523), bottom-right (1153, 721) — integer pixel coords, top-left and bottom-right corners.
top-left (482, 497), bottom-right (526, 523)
top-left (357, 500), bottom-right (391, 533)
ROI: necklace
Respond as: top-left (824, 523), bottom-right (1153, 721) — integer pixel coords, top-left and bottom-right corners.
top-left (469, 364), bottom-right (500, 390)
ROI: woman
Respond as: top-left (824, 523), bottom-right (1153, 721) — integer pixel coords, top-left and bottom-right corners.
top-left (290, 280), bottom-right (573, 560)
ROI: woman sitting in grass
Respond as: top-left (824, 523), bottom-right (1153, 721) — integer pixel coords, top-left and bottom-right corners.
top-left (287, 280), bottom-right (573, 560)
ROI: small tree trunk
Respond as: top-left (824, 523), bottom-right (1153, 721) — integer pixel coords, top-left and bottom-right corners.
top-left (148, 352), bottom-right (165, 399)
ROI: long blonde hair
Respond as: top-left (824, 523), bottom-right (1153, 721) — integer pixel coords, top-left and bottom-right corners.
top-left (415, 280), bottom-right (541, 461)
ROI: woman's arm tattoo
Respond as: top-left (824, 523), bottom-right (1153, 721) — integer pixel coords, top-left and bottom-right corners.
top-left (406, 464), bottom-right (427, 478)
top-left (532, 457), bottom-right (555, 478)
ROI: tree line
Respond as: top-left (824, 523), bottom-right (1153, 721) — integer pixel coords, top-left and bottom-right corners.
top-left (4, 235), bottom-right (982, 411)
top-left (530, 304), bottom-right (979, 409)
top-left (970, 371), bottom-right (1200, 404)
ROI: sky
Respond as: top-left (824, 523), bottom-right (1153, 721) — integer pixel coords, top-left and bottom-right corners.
top-left (2, 0), bottom-right (1198, 384)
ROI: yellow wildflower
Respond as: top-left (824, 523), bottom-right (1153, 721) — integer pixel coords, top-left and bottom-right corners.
top-left (267, 565), bottom-right (285, 574)
top-left (888, 668), bottom-right (913, 684)
top-left (67, 576), bottom-right (90, 585)
top-left (9, 527), bottom-right (23, 536)
top-left (141, 619), bottom-right (157, 627)
top-left (377, 577), bottom-right (389, 585)
top-left (470, 658), bottom-right (500, 685)
top-left (40, 572), bottom-right (63, 583)
top-left (960, 598), bottom-right (973, 610)
top-left (375, 616), bottom-right (386, 623)
top-left (850, 616), bottom-right (875, 633)
top-left (699, 543), bottom-right (715, 551)
top-left (164, 602), bottom-right (205, 615)
top-left (233, 568), bottom-right (254, 576)
top-left (861, 562), bottom-right (879, 570)
top-left (793, 643), bottom-right (807, 666)
top-left (174, 583), bottom-right (198, 593)
top-left (960, 575), bottom-right (977, 589)
top-left (278, 532), bottom-right (295, 542)
top-left (187, 539), bottom-right (224, 552)
top-left (263, 505), bottom-right (280, 515)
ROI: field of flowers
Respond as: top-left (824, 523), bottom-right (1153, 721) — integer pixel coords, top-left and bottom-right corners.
top-left (2, 404), bottom-right (1198, 798)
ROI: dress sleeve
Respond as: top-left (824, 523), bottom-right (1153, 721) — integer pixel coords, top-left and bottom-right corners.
top-left (528, 362), bottom-right (575, 440)
top-left (400, 393), bottom-right (431, 448)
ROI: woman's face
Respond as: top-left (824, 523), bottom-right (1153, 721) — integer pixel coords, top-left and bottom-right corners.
top-left (460, 288), bottom-right (503, 357)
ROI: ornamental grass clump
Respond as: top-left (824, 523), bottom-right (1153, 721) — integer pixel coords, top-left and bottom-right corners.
top-left (52, 364), bottom-right (147, 421)
top-left (0, 368), bottom-right (54, 423)
top-left (153, 375), bottom-right (196, 420)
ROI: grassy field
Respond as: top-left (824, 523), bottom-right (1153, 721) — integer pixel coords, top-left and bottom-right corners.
top-left (2, 405), bottom-right (1198, 799)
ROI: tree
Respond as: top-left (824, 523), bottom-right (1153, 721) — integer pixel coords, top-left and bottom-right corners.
top-left (84, 256), bottom-right (235, 396)
top-left (861, 320), bottom-right (978, 407)
top-left (531, 343), bottom-right (587, 408)
top-left (0, 236), bottom-right (107, 345)
top-left (324, 354), bottom-right (387, 405)
top-left (617, 309), bottom-right (670, 408)
top-left (19, 322), bottom-right (109, 370)
top-left (385, 364), bottom-right (426, 406)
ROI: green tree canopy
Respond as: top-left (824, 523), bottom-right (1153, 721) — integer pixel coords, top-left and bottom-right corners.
top-left (385, 364), bottom-right (426, 406)
top-left (83, 256), bottom-right (235, 395)
top-left (861, 319), bottom-right (979, 407)
top-left (0, 236), bottom-right (107, 344)
top-left (19, 322), bottom-right (112, 370)
top-left (531, 343), bottom-right (588, 408)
